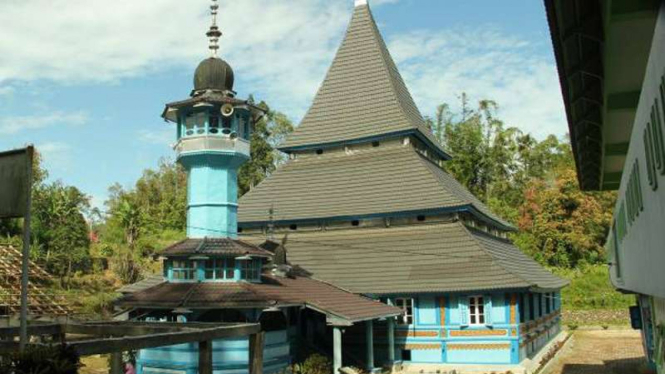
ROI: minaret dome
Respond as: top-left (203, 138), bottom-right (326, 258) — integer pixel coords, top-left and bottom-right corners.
top-left (194, 57), bottom-right (234, 92)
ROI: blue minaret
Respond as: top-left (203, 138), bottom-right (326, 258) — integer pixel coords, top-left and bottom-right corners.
top-left (162, 0), bottom-right (263, 239)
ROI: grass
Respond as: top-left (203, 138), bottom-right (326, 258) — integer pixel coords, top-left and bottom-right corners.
top-left (554, 264), bottom-right (633, 310)
top-left (553, 264), bottom-right (634, 326)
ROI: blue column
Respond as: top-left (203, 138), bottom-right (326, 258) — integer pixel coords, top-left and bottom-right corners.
top-left (366, 320), bottom-right (374, 371)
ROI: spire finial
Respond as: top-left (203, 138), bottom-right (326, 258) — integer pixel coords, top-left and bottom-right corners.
top-left (355, 0), bottom-right (368, 7)
top-left (206, 0), bottom-right (222, 57)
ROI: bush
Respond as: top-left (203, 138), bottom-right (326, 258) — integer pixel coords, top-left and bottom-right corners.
top-left (0, 344), bottom-right (80, 374)
top-left (291, 354), bottom-right (331, 374)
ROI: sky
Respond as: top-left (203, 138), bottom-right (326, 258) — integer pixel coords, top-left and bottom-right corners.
top-left (0, 0), bottom-right (567, 209)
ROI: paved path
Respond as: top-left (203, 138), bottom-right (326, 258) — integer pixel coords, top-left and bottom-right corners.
top-left (543, 330), bottom-right (654, 374)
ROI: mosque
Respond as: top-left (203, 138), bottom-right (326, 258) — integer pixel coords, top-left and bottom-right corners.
top-left (117, 1), bottom-right (568, 373)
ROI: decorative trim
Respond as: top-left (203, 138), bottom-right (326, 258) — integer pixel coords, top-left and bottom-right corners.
top-left (510, 293), bottom-right (517, 324)
top-left (511, 328), bottom-right (517, 336)
top-left (447, 343), bottom-right (511, 351)
top-left (450, 329), bottom-right (507, 337)
top-left (439, 329), bottom-right (447, 338)
top-left (439, 296), bottom-right (446, 327)
top-left (404, 343), bottom-right (441, 351)
top-left (396, 330), bottom-right (439, 338)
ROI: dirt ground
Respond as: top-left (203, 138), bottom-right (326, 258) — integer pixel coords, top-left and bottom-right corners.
top-left (543, 330), bottom-right (655, 374)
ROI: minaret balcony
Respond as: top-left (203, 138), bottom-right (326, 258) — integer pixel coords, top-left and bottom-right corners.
top-left (175, 135), bottom-right (250, 159)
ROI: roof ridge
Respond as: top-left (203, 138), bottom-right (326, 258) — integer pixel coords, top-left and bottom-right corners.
top-left (458, 223), bottom-right (533, 287)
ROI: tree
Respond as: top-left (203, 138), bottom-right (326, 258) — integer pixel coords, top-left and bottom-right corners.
top-left (238, 99), bottom-right (294, 195)
top-left (513, 167), bottom-right (615, 267)
top-left (31, 182), bottom-right (91, 286)
top-left (427, 95), bottom-right (614, 267)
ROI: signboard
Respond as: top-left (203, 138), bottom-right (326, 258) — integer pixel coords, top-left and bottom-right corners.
top-left (0, 147), bottom-right (32, 218)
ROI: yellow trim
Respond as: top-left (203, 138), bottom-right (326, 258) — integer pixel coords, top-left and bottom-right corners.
top-left (447, 343), bottom-right (511, 351)
top-left (404, 343), bottom-right (441, 350)
top-left (450, 329), bottom-right (507, 337)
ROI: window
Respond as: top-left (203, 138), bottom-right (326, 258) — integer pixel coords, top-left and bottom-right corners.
top-left (372, 141), bottom-right (380, 147)
top-left (204, 258), bottom-right (236, 280)
top-left (209, 115), bottom-right (220, 134)
top-left (612, 222), bottom-right (622, 279)
top-left (240, 259), bottom-right (261, 281)
top-left (395, 298), bottom-right (414, 325)
top-left (316, 149), bottom-right (324, 155)
top-left (468, 296), bottom-right (485, 325)
top-left (172, 260), bottom-right (196, 280)
top-left (528, 293), bottom-right (535, 321)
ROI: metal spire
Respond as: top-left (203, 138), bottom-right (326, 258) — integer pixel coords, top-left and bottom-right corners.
top-left (206, 0), bottom-right (222, 57)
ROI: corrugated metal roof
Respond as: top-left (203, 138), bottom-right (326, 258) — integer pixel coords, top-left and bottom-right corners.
top-left (245, 222), bottom-right (566, 294)
top-left (239, 142), bottom-right (512, 229)
top-left (279, 4), bottom-right (446, 158)
top-left (116, 274), bottom-right (401, 323)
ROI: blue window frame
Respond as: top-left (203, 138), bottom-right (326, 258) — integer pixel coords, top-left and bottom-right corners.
top-left (204, 258), bottom-right (236, 281)
top-left (240, 259), bottom-right (261, 281)
top-left (172, 260), bottom-right (196, 281)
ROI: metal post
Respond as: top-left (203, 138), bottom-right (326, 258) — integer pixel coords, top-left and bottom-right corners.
top-left (365, 320), bottom-right (374, 371)
top-left (19, 146), bottom-right (33, 351)
top-left (110, 352), bottom-right (123, 374)
top-left (387, 317), bottom-right (395, 363)
top-left (333, 327), bottom-right (342, 374)
top-left (199, 340), bottom-right (213, 374)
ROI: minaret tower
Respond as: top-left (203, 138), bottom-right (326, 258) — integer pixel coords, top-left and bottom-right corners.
top-left (162, 0), bottom-right (263, 239)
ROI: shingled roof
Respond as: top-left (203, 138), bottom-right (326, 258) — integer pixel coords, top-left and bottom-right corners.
top-left (161, 237), bottom-right (273, 258)
top-left (279, 3), bottom-right (448, 160)
top-left (116, 274), bottom-right (401, 324)
top-left (247, 222), bottom-right (567, 294)
top-left (239, 141), bottom-right (513, 229)
top-left (0, 245), bottom-right (70, 316)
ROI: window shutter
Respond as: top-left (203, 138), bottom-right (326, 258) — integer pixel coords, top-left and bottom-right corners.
top-left (460, 297), bottom-right (469, 326)
top-left (484, 296), bottom-right (493, 326)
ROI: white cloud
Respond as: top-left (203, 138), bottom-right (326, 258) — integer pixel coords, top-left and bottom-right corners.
top-left (0, 111), bottom-right (88, 134)
top-left (36, 141), bottom-right (72, 172)
top-left (0, 0), bottom-right (351, 117)
top-left (388, 28), bottom-right (566, 139)
top-left (138, 128), bottom-right (174, 146)
top-left (0, 85), bottom-right (14, 97)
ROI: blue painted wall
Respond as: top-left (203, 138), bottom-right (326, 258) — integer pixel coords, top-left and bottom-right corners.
top-left (136, 330), bottom-right (290, 374)
top-left (377, 290), bottom-right (562, 365)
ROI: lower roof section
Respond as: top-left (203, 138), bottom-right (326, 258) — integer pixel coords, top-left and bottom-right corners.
top-left (248, 222), bottom-right (567, 295)
top-left (116, 273), bottom-right (401, 325)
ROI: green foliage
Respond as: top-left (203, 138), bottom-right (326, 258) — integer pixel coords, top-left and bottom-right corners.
top-left (514, 167), bottom-right (615, 267)
top-left (428, 94), bottom-right (615, 268)
top-left (555, 264), bottom-right (633, 310)
top-left (290, 354), bottom-right (332, 374)
top-left (31, 182), bottom-right (92, 285)
top-left (0, 344), bottom-right (81, 374)
top-left (239, 99), bottom-right (294, 195)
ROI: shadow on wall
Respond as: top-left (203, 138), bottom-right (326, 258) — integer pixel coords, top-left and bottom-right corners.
top-left (560, 358), bottom-right (654, 374)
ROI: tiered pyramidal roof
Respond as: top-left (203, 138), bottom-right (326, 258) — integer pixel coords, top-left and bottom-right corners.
top-left (239, 2), bottom-right (566, 294)
top-left (279, 4), bottom-right (448, 159)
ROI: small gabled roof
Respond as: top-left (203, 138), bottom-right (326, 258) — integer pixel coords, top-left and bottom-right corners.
top-left (253, 222), bottom-right (567, 295)
top-left (116, 274), bottom-right (401, 324)
top-left (239, 142), bottom-right (513, 230)
top-left (161, 237), bottom-right (273, 258)
top-left (279, 3), bottom-right (448, 159)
